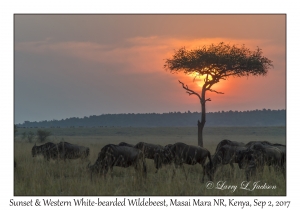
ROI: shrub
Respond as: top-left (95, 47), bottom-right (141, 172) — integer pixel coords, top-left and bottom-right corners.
top-left (36, 129), bottom-right (51, 143)
top-left (27, 131), bottom-right (35, 143)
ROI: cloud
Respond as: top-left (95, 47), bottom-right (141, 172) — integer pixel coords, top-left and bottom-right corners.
top-left (15, 36), bottom-right (284, 76)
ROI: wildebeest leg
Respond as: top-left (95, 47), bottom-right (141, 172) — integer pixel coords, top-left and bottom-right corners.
top-left (282, 167), bottom-right (286, 179)
top-left (273, 163), bottom-right (284, 179)
top-left (45, 154), bottom-right (50, 161)
top-left (171, 163), bottom-right (177, 180)
top-left (246, 171), bottom-right (250, 181)
top-left (201, 165), bottom-right (205, 183)
top-left (154, 159), bottom-right (159, 173)
top-left (246, 159), bottom-right (256, 181)
top-left (230, 162), bottom-right (235, 170)
top-left (245, 167), bottom-right (252, 181)
top-left (103, 164), bottom-right (109, 179)
top-left (134, 158), bottom-right (144, 180)
top-left (143, 161), bottom-right (147, 178)
top-left (229, 161), bottom-right (235, 178)
top-left (110, 166), bottom-right (114, 179)
top-left (181, 164), bottom-right (188, 180)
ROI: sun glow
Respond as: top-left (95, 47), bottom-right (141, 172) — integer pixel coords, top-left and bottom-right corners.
top-left (189, 72), bottom-right (213, 87)
top-left (181, 71), bottom-right (225, 94)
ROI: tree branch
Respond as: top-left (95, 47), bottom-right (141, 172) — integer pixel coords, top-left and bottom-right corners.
top-left (207, 88), bottom-right (224, 94)
top-left (178, 80), bottom-right (202, 101)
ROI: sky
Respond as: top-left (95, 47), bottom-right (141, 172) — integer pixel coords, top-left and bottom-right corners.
top-left (14, 14), bottom-right (286, 124)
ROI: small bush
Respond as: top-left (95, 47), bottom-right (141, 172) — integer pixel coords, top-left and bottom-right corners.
top-left (36, 129), bottom-right (51, 143)
top-left (27, 131), bottom-right (35, 143)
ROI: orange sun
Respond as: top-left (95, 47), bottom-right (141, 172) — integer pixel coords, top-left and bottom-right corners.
top-left (188, 72), bottom-right (212, 87)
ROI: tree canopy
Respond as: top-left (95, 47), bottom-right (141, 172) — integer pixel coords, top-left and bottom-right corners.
top-left (164, 42), bottom-right (273, 92)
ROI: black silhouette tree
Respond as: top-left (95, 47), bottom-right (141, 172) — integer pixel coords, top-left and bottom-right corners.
top-left (164, 42), bottom-right (273, 147)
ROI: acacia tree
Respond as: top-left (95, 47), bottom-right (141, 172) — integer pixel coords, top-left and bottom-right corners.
top-left (164, 42), bottom-right (273, 147)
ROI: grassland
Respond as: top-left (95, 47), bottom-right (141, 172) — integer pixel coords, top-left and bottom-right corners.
top-left (14, 126), bottom-right (286, 196)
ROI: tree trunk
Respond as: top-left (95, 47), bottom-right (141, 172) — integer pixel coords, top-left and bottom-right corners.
top-left (177, 80), bottom-right (207, 147)
top-left (198, 88), bottom-right (207, 147)
top-left (197, 120), bottom-right (204, 147)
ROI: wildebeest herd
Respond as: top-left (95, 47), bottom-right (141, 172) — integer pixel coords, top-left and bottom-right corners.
top-left (30, 139), bottom-right (286, 182)
top-left (204, 140), bottom-right (286, 181)
top-left (32, 141), bottom-right (90, 161)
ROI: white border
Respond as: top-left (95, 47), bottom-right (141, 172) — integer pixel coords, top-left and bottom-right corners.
top-left (2, 0), bottom-right (298, 209)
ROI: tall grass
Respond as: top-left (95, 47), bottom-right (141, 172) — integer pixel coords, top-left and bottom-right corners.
top-left (14, 127), bottom-right (286, 196)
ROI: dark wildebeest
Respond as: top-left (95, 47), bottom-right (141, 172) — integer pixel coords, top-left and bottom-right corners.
top-left (14, 160), bottom-right (16, 168)
top-left (153, 144), bottom-right (174, 173)
top-left (135, 142), bottom-right (170, 173)
top-left (203, 139), bottom-right (245, 178)
top-left (47, 142), bottom-right (90, 161)
top-left (205, 144), bottom-right (247, 178)
top-left (250, 143), bottom-right (285, 173)
top-left (88, 144), bottom-right (147, 179)
top-left (236, 148), bottom-right (264, 170)
top-left (244, 141), bottom-right (286, 170)
top-left (245, 141), bottom-right (273, 147)
top-left (237, 143), bottom-right (285, 179)
top-left (215, 139), bottom-right (245, 153)
top-left (272, 143), bottom-right (286, 167)
top-left (235, 149), bottom-right (259, 180)
top-left (118, 142), bottom-right (134, 147)
top-left (31, 142), bottom-right (57, 160)
top-left (159, 142), bottom-right (212, 182)
top-left (248, 142), bottom-right (286, 168)
top-left (134, 142), bottom-right (164, 159)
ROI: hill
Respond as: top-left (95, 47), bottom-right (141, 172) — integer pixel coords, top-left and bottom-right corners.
top-left (16, 109), bottom-right (286, 128)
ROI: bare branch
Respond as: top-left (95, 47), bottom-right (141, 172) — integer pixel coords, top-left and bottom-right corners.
top-left (178, 80), bottom-right (202, 100)
top-left (208, 89), bottom-right (224, 94)
top-left (205, 98), bottom-right (211, 102)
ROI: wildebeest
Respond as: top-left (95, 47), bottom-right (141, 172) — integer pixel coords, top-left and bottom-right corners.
top-left (118, 142), bottom-right (134, 147)
top-left (157, 142), bottom-right (212, 182)
top-left (14, 160), bottom-right (16, 168)
top-left (153, 144), bottom-right (174, 173)
top-left (237, 142), bottom-right (285, 179)
top-left (31, 142), bottom-right (57, 160)
top-left (215, 139), bottom-right (245, 153)
top-left (48, 142), bottom-right (90, 161)
top-left (203, 139), bottom-right (245, 178)
top-left (88, 144), bottom-right (147, 179)
top-left (250, 143), bottom-right (284, 171)
top-left (245, 141), bottom-right (286, 169)
top-left (32, 141), bottom-right (89, 161)
top-left (134, 142), bottom-right (164, 159)
top-left (272, 143), bottom-right (286, 166)
top-left (250, 142), bottom-right (286, 168)
top-left (205, 144), bottom-right (247, 178)
top-left (245, 141), bottom-right (273, 147)
top-left (217, 144), bottom-right (247, 167)
top-left (235, 147), bottom-right (268, 181)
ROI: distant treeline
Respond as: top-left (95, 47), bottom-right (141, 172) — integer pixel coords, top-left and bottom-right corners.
top-left (17, 109), bottom-right (286, 128)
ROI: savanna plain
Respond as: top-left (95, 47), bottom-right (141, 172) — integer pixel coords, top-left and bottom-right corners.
top-left (14, 126), bottom-right (286, 196)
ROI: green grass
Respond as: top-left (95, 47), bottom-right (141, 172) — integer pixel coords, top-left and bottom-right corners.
top-left (14, 126), bottom-right (286, 196)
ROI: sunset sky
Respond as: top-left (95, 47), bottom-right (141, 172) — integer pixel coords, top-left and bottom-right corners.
top-left (14, 14), bottom-right (286, 124)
